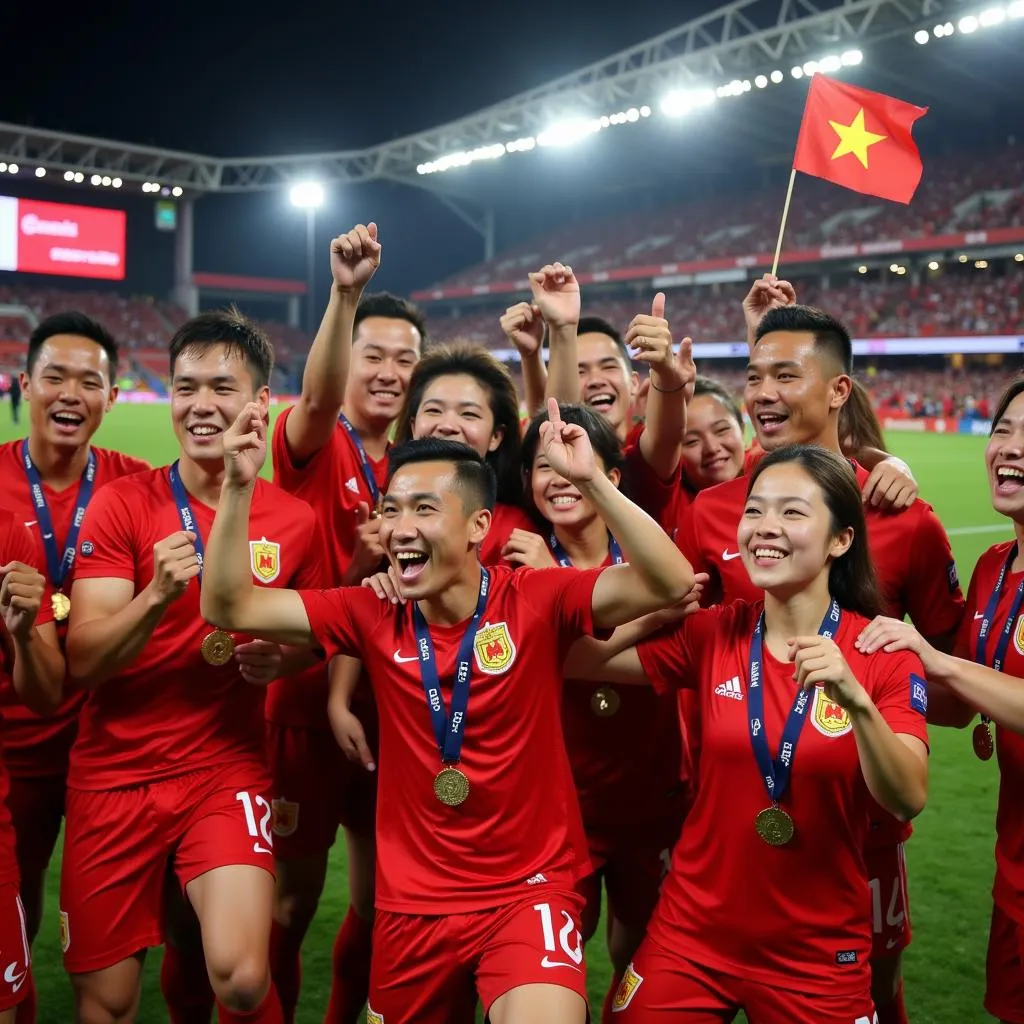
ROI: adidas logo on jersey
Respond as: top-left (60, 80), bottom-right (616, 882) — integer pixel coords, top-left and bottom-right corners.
top-left (526, 873), bottom-right (548, 885)
top-left (344, 476), bottom-right (360, 494)
top-left (714, 676), bottom-right (743, 701)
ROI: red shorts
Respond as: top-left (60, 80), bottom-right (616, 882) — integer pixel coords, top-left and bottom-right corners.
top-left (865, 841), bottom-right (910, 958)
top-left (576, 814), bottom-right (681, 938)
top-left (985, 903), bottom-right (1024, 1023)
top-left (60, 761), bottom-right (274, 974)
top-left (0, 884), bottom-right (30, 1012)
top-left (6, 774), bottom-right (65, 878)
top-left (369, 891), bottom-right (588, 1022)
top-left (265, 721), bottom-right (377, 859)
top-left (611, 937), bottom-right (877, 1023)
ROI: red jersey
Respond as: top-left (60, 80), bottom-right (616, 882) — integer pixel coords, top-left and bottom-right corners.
top-left (638, 601), bottom-right (928, 993)
top-left (0, 442), bottom-right (149, 779)
top-left (0, 509), bottom-right (54, 883)
top-left (299, 563), bottom-right (605, 914)
top-left (958, 541), bottom-right (1024, 924)
top-left (479, 502), bottom-right (539, 568)
top-left (69, 469), bottom-right (320, 790)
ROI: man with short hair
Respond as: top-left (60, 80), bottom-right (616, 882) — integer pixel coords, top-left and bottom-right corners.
top-left (200, 400), bottom-right (694, 1024)
top-left (0, 311), bottom-right (150, 1024)
top-left (63, 309), bottom-right (322, 1024)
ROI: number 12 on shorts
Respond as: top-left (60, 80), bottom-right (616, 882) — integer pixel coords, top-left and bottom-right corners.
top-left (236, 791), bottom-right (274, 855)
top-left (533, 903), bottom-right (583, 971)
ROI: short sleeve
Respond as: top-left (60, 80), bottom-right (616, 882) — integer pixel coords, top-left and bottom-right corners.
top-left (272, 405), bottom-right (342, 491)
top-left (289, 508), bottom-right (328, 591)
top-left (621, 443), bottom-right (681, 532)
top-left (513, 566), bottom-right (610, 646)
top-left (903, 506), bottom-right (965, 639)
top-left (638, 605), bottom-right (730, 695)
top-left (954, 557), bottom-right (984, 659)
top-left (297, 586), bottom-right (365, 660)
top-left (73, 485), bottom-right (137, 583)
top-left (869, 648), bottom-right (930, 748)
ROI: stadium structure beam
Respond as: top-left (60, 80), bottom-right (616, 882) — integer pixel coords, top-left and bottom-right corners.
top-left (431, 194), bottom-right (497, 260)
top-left (0, 0), bottom-right (977, 195)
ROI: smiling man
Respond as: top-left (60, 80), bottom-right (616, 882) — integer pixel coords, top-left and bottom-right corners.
top-left (0, 312), bottom-right (149, 1019)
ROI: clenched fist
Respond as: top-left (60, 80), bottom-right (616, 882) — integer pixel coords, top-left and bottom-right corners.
top-left (500, 302), bottom-right (544, 357)
top-left (0, 562), bottom-right (46, 640)
top-left (528, 262), bottom-right (580, 329)
top-left (148, 531), bottom-right (201, 605)
top-left (331, 223), bottom-right (381, 294)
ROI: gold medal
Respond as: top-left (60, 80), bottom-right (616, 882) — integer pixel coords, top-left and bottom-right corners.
top-left (973, 720), bottom-right (994, 761)
top-left (755, 806), bottom-right (795, 846)
top-left (200, 629), bottom-right (235, 667)
top-left (591, 686), bottom-right (621, 717)
top-left (433, 766), bottom-right (470, 807)
top-left (51, 592), bottom-right (71, 622)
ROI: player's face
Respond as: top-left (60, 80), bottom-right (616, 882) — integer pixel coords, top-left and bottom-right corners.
top-left (170, 345), bottom-right (270, 465)
top-left (680, 393), bottom-right (746, 490)
top-left (987, 391), bottom-right (1024, 520)
top-left (744, 332), bottom-right (848, 452)
top-left (577, 333), bottom-right (637, 438)
top-left (348, 317), bottom-right (421, 425)
top-left (412, 374), bottom-right (503, 458)
top-left (530, 445), bottom-right (621, 530)
top-left (738, 461), bottom-right (852, 594)
top-left (379, 461), bottom-right (489, 600)
top-left (21, 335), bottom-right (117, 450)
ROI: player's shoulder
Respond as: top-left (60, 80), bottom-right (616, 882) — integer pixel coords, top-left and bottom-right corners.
top-left (86, 465), bottom-right (167, 520)
top-left (974, 539), bottom-right (1016, 576)
top-left (253, 478), bottom-right (316, 518)
top-left (0, 438), bottom-right (21, 466)
top-left (690, 474), bottom-right (746, 519)
top-left (92, 446), bottom-right (152, 481)
top-left (491, 502), bottom-right (536, 532)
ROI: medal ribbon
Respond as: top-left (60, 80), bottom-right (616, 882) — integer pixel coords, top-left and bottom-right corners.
top-left (973, 544), bottom-right (1024, 673)
top-left (413, 568), bottom-right (489, 764)
top-left (548, 532), bottom-right (623, 568)
top-left (747, 598), bottom-right (842, 806)
top-left (338, 413), bottom-right (381, 506)
top-left (21, 441), bottom-right (97, 590)
top-left (168, 462), bottom-right (206, 582)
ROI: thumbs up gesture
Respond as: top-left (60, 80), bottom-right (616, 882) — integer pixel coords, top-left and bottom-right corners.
top-left (625, 293), bottom-right (694, 396)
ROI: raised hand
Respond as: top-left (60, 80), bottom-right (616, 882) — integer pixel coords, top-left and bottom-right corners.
top-left (500, 529), bottom-right (558, 569)
top-left (500, 302), bottom-right (545, 357)
top-left (331, 223), bottom-right (381, 294)
top-left (361, 565), bottom-right (406, 605)
top-left (234, 639), bottom-right (283, 686)
top-left (854, 615), bottom-right (942, 675)
top-left (862, 459), bottom-right (918, 511)
top-left (743, 273), bottom-right (797, 341)
top-left (223, 403), bottom-right (266, 487)
top-left (528, 262), bottom-right (581, 329)
top-left (0, 562), bottom-right (46, 640)
top-left (625, 294), bottom-right (695, 398)
top-left (149, 531), bottom-right (201, 605)
top-left (343, 502), bottom-right (386, 585)
top-left (539, 397), bottom-right (598, 485)
top-left (789, 634), bottom-right (868, 712)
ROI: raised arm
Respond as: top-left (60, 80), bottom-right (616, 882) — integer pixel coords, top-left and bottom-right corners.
top-left (201, 405), bottom-right (316, 646)
top-left (284, 224), bottom-right (381, 463)
top-left (531, 263), bottom-right (582, 405)
top-left (539, 399), bottom-right (694, 628)
top-left (0, 562), bottom-right (64, 714)
top-left (500, 302), bottom-right (548, 416)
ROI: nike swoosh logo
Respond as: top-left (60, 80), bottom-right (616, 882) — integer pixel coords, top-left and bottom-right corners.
top-left (540, 956), bottom-right (582, 972)
top-left (23, 521), bottom-right (36, 528)
top-left (393, 650), bottom-right (419, 664)
top-left (3, 963), bottom-right (25, 992)
top-left (253, 843), bottom-right (272, 856)
top-left (722, 550), bottom-right (742, 561)
top-left (885, 937), bottom-right (901, 950)
top-left (974, 612), bottom-right (984, 619)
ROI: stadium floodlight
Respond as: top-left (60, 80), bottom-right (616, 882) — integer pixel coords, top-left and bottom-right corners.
top-left (537, 118), bottom-right (602, 147)
top-left (112, 178), bottom-right (122, 188)
top-left (0, 164), bottom-right (6, 173)
top-left (1016, 253), bottom-right (1024, 262)
top-left (660, 89), bottom-right (715, 117)
top-left (640, 105), bottom-right (651, 117)
top-left (35, 167), bottom-right (46, 178)
top-left (1010, 0), bottom-right (1024, 17)
top-left (505, 137), bottom-right (536, 153)
top-left (889, 263), bottom-right (900, 272)
top-left (914, 29), bottom-right (930, 43)
top-left (841, 49), bottom-right (863, 64)
top-left (858, 265), bottom-right (868, 274)
top-left (73, 172), bottom-right (84, 183)
top-left (63, 170), bottom-right (74, 182)
top-left (958, 14), bottom-right (979, 31)
top-left (7, 164), bottom-right (17, 175)
top-left (803, 60), bottom-right (820, 76)
top-left (289, 181), bottom-right (325, 209)
top-left (90, 174), bottom-right (101, 186)
top-left (770, 70), bottom-right (784, 84)
top-left (980, 7), bottom-right (1005, 25)
top-left (791, 66), bottom-right (804, 78)
top-left (755, 74), bottom-right (769, 88)
top-left (101, 176), bottom-right (112, 186)
top-left (958, 254), bottom-right (969, 263)
top-left (818, 55), bottom-right (842, 72)
top-left (928, 260), bottom-right (940, 270)
top-left (975, 259), bottom-right (989, 268)
top-left (171, 186), bottom-right (183, 197)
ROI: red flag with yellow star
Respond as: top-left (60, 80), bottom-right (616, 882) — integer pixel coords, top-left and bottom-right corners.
top-left (792, 74), bottom-right (928, 204)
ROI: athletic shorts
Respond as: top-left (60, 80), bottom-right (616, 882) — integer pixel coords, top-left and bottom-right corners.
top-left (265, 721), bottom-right (378, 859)
top-left (985, 903), bottom-right (1024, 1023)
top-left (610, 937), bottom-right (877, 1023)
top-left (368, 890), bottom-right (588, 1022)
top-left (576, 814), bottom-right (681, 939)
top-left (6, 774), bottom-right (65, 879)
top-left (59, 761), bottom-right (273, 974)
top-left (866, 841), bottom-right (911, 958)
top-left (0, 883), bottom-right (30, 1012)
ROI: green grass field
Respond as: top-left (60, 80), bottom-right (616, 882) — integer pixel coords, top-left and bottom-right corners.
top-left (0, 403), bottom-right (1009, 1023)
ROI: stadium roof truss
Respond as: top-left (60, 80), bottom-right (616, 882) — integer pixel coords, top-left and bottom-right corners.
top-left (0, 0), bottom-right (974, 206)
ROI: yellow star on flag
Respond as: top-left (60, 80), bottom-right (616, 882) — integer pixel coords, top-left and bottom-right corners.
top-left (828, 108), bottom-right (887, 169)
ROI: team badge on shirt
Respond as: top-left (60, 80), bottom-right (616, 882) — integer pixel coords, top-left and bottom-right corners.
top-left (271, 798), bottom-right (299, 837)
top-left (473, 621), bottom-right (517, 674)
top-left (612, 963), bottom-right (644, 1012)
top-left (250, 538), bottom-right (281, 584)
top-left (366, 1007), bottom-right (384, 1024)
top-left (1015, 616), bottom-right (1024, 656)
top-left (811, 688), bottom-right (853, 738)
top-left (59, 910), bottom-right (70, 953)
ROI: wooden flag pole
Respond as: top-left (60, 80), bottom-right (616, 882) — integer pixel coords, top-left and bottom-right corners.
top-left (770, 168), bottom-right (797, 277)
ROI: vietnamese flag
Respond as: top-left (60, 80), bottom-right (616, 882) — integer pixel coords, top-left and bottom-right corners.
top-left (792, 75), bottom-right (928, 204)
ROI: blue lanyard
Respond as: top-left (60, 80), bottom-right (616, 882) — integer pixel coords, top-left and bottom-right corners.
top-left (974, 544), bottom-right (1024, 673)
top-left (338, 413), bottom-right (380, 505)
top-left (21, 441), bottom-right (97, 590)
top-left (748, 599), bottom-right (842, 805)
top-left (168, 462), bottom-right (205, 582)
top-left (413, 568), bottom-right (489, 764)
top-left (548, 532), bottom-right (623, 568)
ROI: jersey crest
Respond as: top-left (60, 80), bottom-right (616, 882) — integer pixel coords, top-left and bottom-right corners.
top-left (1014, 615), bottom-right (1024, 657)
top-left (474, 621), bottom-right (516, 674)
top-left (811, 688), bottom-right (853, 738)
top-left (612, 963), bottom-right (644, 1011)
top-left (59, 910), bottom-right (70, 954)
top-left (250, 538), bottom-right (281, 584)
top-left (366, 1008), bottom-right (384, 1024)
top-left (271, 798), bottom-right (299, 837)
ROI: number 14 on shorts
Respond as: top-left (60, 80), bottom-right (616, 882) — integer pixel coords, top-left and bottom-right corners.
top-left (533, 903), bottom-right (583, 972)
